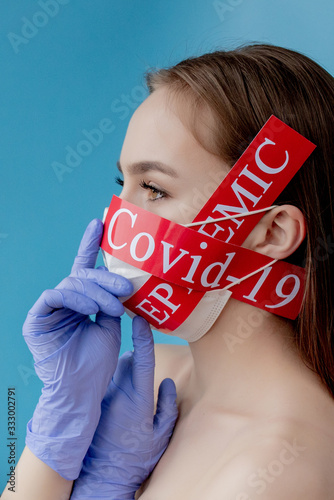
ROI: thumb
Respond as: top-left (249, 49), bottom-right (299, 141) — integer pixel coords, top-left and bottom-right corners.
top-left (153, 378), bottom-right (178, 434)
top-left (71, 219), bottom-right (103, 273)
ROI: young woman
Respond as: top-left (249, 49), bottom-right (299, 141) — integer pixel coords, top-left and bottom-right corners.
top-left (3, 44), bottom-right (334, 499)
top-left (120, 44), bottom-right (334, 499)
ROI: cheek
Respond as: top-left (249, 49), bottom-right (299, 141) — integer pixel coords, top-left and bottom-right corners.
top-left (173, 181), bottom-right (220, 225)
top-left (168, 194), bottom-right (204, 225)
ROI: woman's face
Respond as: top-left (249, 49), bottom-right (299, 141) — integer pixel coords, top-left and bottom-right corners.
top-left (117, 87), bottom-right (230, 224)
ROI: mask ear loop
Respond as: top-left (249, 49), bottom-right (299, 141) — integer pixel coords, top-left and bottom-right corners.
top-left (183, 205), bottom-right (278, 228)
top-left (221, 258), bottom-right (278, 291)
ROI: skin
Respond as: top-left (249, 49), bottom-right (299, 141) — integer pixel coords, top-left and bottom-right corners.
top-left (3, 87), bottom-right (334, 499)
top-left (1, 446), bottom-right (73, 499)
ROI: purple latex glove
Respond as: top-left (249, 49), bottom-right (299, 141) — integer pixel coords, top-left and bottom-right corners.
top-left (24, 219), bottom-right (133, 480)
top-left (71, 316), bottom-right (178, 499)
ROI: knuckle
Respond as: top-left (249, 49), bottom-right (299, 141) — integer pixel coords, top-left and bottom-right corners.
top-left (62, 276), bottom-right (85, 294)
top-left (74, 268), bottom-right (90, 280)
top-left (41, 288), bottom-right (52, 299)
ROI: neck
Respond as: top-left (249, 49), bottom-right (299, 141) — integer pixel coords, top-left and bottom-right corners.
top-left (186, 298), bottom-right (313, 416)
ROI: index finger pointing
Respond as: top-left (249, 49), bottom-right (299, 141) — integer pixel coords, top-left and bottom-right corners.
top-left (131, 316), bottom-right (155, 404)
top-left (71, 219), bottom-right (103, 273)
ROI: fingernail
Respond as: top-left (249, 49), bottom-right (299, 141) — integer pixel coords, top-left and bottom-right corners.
top-left (133, 315), bottom-right (151, 334)
top-left (134, 315), bottom-right (149, 327)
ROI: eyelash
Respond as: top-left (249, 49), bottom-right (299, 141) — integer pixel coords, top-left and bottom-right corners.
top-left (114, 175), bottom-right (167, 201)
top-left (115, 175), bottom-right (124, 187)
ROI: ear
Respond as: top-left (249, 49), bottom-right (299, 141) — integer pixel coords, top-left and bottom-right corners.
top-left (242, 205), bottom-right (306, 260)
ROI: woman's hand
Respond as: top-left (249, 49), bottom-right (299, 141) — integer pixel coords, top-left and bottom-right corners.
top-left (71, 316), bottom-right (178, 499)
top-left (23, 219), bottom-right (133, 480)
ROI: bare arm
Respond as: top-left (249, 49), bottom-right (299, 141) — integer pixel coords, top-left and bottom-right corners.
top-left (1, 446), bottom-right (73, 500)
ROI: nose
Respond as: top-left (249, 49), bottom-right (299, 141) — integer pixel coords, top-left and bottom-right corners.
top-left (118, 188), bottom-right (125, 200)
top-left (118, 184), bottom-right (135, 205)
top-left (118, 186), bottom-right (130, 201)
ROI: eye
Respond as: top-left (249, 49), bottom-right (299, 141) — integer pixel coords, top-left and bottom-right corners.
top-left (115, 175), bottom-right (124, 187)
top-left (140, 180), bottom-right (167, 201)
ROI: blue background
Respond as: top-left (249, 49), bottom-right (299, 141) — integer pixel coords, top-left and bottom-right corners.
top-left (1, 0), bottom-right (333, 490)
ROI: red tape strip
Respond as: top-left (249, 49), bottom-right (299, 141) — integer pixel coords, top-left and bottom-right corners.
top-left (102, 196), bottom-right (278, 292)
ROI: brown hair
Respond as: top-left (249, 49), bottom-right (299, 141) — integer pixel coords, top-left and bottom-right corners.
top-left (145, 44), bottom-right (334, 396)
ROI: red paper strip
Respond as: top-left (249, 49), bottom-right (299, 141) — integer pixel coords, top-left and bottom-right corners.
top-left (123, 260), bottom-right (306, 329)
top-left (101, 196), bottom-right (278, 292)
top-left (124, 276), bottom-right (203, 332)
top-left (101, 116), bottom-right (315, 330)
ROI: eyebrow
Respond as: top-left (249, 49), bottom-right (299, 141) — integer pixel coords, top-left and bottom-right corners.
top-left (117, 160), bottom-right (178, 178)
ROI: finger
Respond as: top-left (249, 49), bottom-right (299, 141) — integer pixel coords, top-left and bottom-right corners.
top-left (71, 268), bottom-right (133, 297)
top-left (131, 316), bottom-right (155, 400)
top-left (153, 378), bottom-right (178, 432)
top-left (71, 219), bottom-right (103, 273)
top-left (28, 288), bottom-right (99, 316)
top-left (111, 350), bottom-right (133, 389)
top-left (56, 277), bottom-right (125, 317)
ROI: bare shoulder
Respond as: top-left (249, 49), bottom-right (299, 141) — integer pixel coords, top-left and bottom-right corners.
top-left (153, 343), bottom-right (192, 399)
top-left (213, 419), bottom-right (334, 500)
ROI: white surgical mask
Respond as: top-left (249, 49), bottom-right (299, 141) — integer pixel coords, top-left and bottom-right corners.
top-left (101, 206), bottom-right (277, 342)
top-left (102, 251), bottom-right (232, 342)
